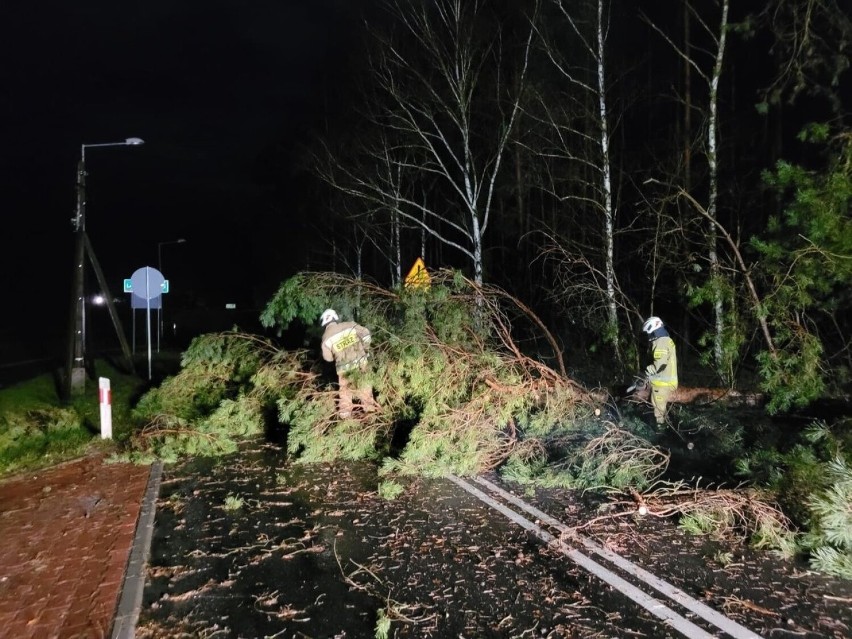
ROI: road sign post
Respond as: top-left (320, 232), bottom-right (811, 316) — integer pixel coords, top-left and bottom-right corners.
top-left (128, 266), bottom-right (166, 380)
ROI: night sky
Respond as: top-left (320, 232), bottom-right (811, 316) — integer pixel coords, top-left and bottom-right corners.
top-left (1, 0), bottom-right (365, 354)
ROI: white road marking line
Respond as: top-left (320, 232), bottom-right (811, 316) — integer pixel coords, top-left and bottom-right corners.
top-left (447, 475), bottom-right (764, 639)
top-left (473, 476), bottom-right (764, 639)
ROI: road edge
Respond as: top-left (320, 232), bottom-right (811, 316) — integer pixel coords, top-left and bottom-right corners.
top-left (110, 459), bottom-right (164, 639)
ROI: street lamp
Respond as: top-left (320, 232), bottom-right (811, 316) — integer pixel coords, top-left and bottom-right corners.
top-left (72, 138), bottom-right (145, 231)
top-left (158, 238), bottom-right (187, 273)
top-left (66, 137), bottom-right (144, 397)
top-left (80, 137), bottom-right (144, 161)
top-left (157, 238), bottom-right (187, 348)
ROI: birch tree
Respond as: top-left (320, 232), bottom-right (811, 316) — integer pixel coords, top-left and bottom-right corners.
top-left (532, 0), bottom-right (626, 351)
top-left (645, 0), bottom-right (732, 381)
top-left (318, 0), bottom-right (536, 286)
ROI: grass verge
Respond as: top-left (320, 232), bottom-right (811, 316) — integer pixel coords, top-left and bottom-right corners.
top-left (0, 360), bottom-right (148, 477)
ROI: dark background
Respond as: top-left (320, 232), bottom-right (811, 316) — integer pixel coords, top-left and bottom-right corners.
top-left (1, 0), bottom-right (846, 380)
top-left (1, 0), bottom-right (366, 364)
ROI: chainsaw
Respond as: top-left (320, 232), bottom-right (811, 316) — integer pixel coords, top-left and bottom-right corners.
top-left (624, 376), bottom-right (647, 395)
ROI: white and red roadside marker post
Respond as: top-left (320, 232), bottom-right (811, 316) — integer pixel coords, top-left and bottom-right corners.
top-left (99, 377), bottom-right (112, 439)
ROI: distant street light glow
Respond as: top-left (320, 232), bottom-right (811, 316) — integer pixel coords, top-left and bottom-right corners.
top-left (157, 237), bottom-right (188, 349)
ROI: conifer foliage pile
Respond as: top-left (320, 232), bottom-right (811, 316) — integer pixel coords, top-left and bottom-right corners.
top-left (127, 270), bottom-right (851, 578)
top-left (131, 270), bottom-right (598, 474)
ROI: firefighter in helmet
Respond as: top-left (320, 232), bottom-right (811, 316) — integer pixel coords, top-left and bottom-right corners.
top-left (642, 316), bottom-right (678, 426)
top-left (320, 309), bottom-right (379, 418)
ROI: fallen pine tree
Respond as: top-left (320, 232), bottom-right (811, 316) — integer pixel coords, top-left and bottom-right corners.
top-left (626, 378), bottom-right (766, 408)
top-left (122, 271), bottom-right (850, 579)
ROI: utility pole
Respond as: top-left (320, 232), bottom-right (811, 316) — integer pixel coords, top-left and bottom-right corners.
top-left (64, 138), bottom-right (143, 398)
top-left (65, 158), bottom-right (88, 396)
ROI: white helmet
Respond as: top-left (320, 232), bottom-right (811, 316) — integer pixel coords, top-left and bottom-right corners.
top-left (642, 316), bottom-right (663, 334)
top-left (320, 308), bottom-right (339, 327)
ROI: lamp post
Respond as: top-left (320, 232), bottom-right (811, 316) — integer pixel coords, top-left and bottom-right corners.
top-left (158, 238), bottom-right (187, 273)
top-left (66, 137), bottom-right (144, 397)
top-left (157, 238), bottom-right (186, 348)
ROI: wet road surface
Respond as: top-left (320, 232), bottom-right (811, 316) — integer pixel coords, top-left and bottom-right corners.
top-left (137, 439), bottom-right (852, 638)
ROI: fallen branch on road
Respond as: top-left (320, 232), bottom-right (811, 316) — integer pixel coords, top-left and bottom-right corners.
top-left (565, 478), bottom-right (797, 558)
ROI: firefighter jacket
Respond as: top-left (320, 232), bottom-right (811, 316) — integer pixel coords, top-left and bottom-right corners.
top-left (646, 334), bottom-right (678, 388)
top-left (321, 321), bottom-right (372, 374)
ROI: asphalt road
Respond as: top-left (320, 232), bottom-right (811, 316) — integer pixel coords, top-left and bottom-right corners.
top-left (134, 440), bottom-right (852, 638)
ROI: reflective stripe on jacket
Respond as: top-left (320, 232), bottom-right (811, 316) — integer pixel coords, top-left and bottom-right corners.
top-left (649, 335), bottom-right (678, 387)
top-left (321, 321), bottom-right (371, 374)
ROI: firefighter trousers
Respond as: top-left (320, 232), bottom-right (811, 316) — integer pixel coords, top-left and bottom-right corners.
top-left (337, 372), bottom-right (378, 418)
top-left (651, 384), bottom-right (676, 425)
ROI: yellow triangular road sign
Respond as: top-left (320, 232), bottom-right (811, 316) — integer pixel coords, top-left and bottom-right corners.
top-left (404, 257), bottom-right (431, 289)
